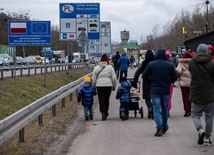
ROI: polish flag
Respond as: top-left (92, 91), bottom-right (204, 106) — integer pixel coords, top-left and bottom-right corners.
top-left (10, 23), bottom-right (26, 34)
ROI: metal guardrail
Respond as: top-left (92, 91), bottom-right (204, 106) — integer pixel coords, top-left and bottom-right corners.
top-left (0, 62), bottom-right (87, 79)
top-left (0, 73), bottom-right (92, 145)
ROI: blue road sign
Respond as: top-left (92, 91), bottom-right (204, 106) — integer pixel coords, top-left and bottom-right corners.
top-left (59, 3), bottom-right (100, 41)
top-left (8, 21), bottom-right (51, 46)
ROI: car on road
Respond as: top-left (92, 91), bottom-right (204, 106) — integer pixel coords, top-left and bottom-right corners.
top-left (41, 57), bottom-right (50, 64)
top-left (16, 56), bottom-right (23, 65)
top-left (22, 57), bottom-right (36, 65)
top-left (0, 57), bottom-right (3, 65)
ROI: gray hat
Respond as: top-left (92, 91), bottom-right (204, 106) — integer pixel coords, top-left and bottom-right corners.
top-left (197, 43), bottom-right (208, 54)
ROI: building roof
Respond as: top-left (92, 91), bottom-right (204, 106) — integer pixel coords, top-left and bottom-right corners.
top-left (122, 42), bottom-right (139, 49)
top-left (184, 31), bottom-right (214, 52)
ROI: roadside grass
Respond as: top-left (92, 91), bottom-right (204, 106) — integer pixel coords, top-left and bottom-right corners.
top-left (0, 68), bottom-right (92, 155)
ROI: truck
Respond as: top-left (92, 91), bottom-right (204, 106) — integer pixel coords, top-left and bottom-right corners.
top-left (41, 47), bottom-right (53, 62)
top-left (53, 50), bottom-right (65, 63)
top-left (72, 52), bottom-right (88, 62)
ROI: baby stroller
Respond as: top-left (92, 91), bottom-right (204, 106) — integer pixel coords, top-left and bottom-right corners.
top-left (125, 77), bottom-right (143, 118)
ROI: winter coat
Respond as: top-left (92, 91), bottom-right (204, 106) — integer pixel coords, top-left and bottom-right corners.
top-left (113, 54), bottom-right (120, 68)
top-left (189, 54), bottom-right (214, 104)
top-left (176, 58), bottom-right (191, 87)
top-left (142, 49), bottom-right (177, 95)
top-left (92, 61), bottom-right (117, 88)
top-left (77, 82), bottom-right (96, 107)
top-left (116, 81), bottom-right (131, 103)
top-left (134, 50), bottom-right (154, 99)
top-left (117, 52), bottom-right (130, 71)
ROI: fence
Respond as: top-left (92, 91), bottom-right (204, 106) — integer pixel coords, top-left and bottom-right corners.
top-left (0, 63), bottom-right (87, 79)
top-left (0, 72), bottom-right (92, 145)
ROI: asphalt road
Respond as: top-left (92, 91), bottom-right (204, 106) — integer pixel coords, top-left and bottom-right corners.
top-left (66, 68), bottom-right (214, 155)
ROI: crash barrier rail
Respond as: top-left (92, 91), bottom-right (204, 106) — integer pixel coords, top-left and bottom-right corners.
top-left (0, 72), bottom-right (92, 145)
top-left (0, 62), bottom-right (87, 80)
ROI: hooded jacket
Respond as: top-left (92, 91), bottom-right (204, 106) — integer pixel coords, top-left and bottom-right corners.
top-left (134, 50), bottom-right (154, 99)
top-left (116, 81), bottom-right (131, 103)
top-left (189, 53), bottom-right (214, 104)
top-left (142, 49), bottom-right (177, 95)
top-left (77, 82), bottom-right (96, 106)
top-left (117, 52), bottom-right (130, 71)
top-left (176, 58), bottom-right (191, 87)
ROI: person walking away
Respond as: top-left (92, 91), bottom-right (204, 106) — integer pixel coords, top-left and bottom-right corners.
top-left (176, 51), bottom-right (192, 117)
top-left (189, 43), bottom-right (214, 145)
top-left (165, 51), bottom-right (174, 117)
top-left (142, 49), bottom-right (177, 137)
top-left (92, 54), bottom-right (117, 121)
top-left (116, 76), bottom-right (131, 121)
top-left (112, 51), bottom-right (120, 79)
top-left (134, 50), bottom-right (154, 119)
top-left (77, 75), bottom-right (97, 121)
top-left (207, 44), bottom-right (214, 59)
top-left (117, 52), bottom-right (130, 83)
top-left (130, 55), bottom-right (135, 69)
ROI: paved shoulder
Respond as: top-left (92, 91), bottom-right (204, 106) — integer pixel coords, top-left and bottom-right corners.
top-left (67, 68), bottom-right (214, 155)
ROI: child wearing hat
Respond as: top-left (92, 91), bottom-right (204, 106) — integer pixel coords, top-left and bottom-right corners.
top-left (116, 76), bottom-right (131, 121)
top-left (77, 75), bottom-right (97, 121)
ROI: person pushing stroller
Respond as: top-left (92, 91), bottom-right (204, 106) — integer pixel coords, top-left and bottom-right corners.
top-left (116, 76), bottom-right (131, 121)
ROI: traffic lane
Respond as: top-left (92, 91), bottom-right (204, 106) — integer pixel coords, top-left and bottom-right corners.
top-left (67, 68), bottom-right (214, 155)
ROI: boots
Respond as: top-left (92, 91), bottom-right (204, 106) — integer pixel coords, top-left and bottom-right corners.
top-left (89, 114), bottom-right (93, 120)
top-left (154, 128), bottom-right (163, 137)
top-left (85, 116), bottom-right (89, 121)
top-left (184, 110), bottom-right (191, 117)
top-left (102, 113), bottom-right (106, 121)
top-left (148, 108), bottom-right (153, 119)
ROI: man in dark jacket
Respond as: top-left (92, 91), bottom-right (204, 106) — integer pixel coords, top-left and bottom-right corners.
top-left (142, 48), bottom-right (177, 137)
top-left (189, 43), bottom-right (214, 146)
top-left (117, 52), bottom-right (130, 83)
top-left (112, 51), bottom-right (120, 79)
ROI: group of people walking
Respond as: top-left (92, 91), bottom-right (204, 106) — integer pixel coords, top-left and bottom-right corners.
top-left (77, 44), bottom-right (214, 146)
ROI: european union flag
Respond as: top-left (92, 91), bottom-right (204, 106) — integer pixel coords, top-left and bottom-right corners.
top-left (31, 22), bottom-right (48, 34)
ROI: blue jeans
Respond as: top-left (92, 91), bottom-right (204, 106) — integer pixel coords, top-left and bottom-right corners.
top-left (84, 105), bottom-right (93, 117)
top-left (120, 102), bottom-right (130, 116)
top-left (151, 94), bottom-right (170, 129)
top-left (192, 102), bottom-right (214, 139)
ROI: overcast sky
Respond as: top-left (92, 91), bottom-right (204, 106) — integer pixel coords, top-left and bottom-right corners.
top-left (1, 0), bottom-right (209, 42)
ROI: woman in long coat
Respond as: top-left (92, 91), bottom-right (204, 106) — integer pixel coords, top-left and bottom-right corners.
top-left (134, 50), bottom-right (154, 119)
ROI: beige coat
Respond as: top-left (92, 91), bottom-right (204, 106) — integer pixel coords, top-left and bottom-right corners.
top-left (176, 58), bottom-right (191, 87)
top-left (92, 61), bottom-right (117, 88)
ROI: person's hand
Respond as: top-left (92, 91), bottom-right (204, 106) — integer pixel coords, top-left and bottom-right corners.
top-left (112, 87), bottom-right (115, 91)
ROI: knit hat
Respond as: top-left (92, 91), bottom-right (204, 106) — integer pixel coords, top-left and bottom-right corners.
top-left (120, 76), bottom-right (127, 82)
top-left (83, 75), bottom-right (90, 82)
top-left (190, 52), bottom-right (196, 56)
top-left (183, 51), bottom-right (192, 58)
top-left (100, 54), bottom-right (108, 61)
top-left (208, 44), bottom-right (214, 52)
top-left (197, 43), bottom-right (208, 54)
top-left (165, 51), bottom-right (172, 58)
